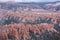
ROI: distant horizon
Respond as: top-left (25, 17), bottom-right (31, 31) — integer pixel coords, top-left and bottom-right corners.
top-left (0, 0), bottom-right (60, 2)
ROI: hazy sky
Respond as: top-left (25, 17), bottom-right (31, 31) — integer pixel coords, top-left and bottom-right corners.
top-left (0, 0), bottom-right (60, 2)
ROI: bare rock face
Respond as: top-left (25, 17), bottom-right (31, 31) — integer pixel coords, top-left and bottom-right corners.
top-left (0, 10), bottom-right (59, 40)
top-left (0, 23), bottom-right (60, 40)
top-left (0, 1), bottom-right (60, 40)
